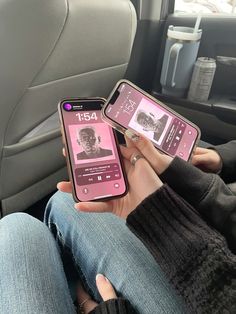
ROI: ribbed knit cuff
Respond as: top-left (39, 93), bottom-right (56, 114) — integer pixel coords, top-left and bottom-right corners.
top-left (127, 185), bottom-right (236, 313)
top-left (89, 298), bottom-right (136, 314)
top-left (127, 184), bottom-right (223, 276)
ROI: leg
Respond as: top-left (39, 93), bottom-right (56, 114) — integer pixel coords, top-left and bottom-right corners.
top-left (0, 213), bottom-right (76, 314)
top-left (45, 191), bottom-right (186, 314)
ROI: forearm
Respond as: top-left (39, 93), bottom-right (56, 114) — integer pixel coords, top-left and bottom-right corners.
top-left (160, 157), bottom-right (236, 253)
top-left (127, 185), bottom-right (236, 313)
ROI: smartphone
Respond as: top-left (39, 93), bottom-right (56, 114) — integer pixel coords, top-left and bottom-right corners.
top-left (102, 80), bottom-right (201, 161)
top-left (58, 98), bottom-right (128, 202)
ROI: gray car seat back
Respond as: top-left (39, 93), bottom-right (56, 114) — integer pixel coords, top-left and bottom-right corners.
top-left (0, 0), bottom-right (137, 215)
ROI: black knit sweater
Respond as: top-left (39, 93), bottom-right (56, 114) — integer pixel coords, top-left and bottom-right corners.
top-left (127, 184), bottom-right (236, 313)
top-left (90, 142), bottom-right (236, 314)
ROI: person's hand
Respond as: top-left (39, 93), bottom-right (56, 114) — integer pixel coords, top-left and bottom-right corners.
top-left (77, 274), bottom-right (117, 314)
top-left (124, 129), bottom-right (173, 175)
top-left (191, 147), bottom-right (222, 173)
top-left (58, 143), bottom-right (163, 219)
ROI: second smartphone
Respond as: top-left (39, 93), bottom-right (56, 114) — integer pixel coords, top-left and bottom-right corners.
top-left (102, 80), bottom-right (201, 161)
top-left (58, 98), bottom-right (128, 202)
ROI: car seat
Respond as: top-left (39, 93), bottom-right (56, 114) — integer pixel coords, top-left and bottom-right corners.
top-left (0, 0), bottom-right (137, 216)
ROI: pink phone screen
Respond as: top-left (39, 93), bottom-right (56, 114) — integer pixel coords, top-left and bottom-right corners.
top-left (106, 83), bottom-right (199, 161)
top-left (61, 104), bottom-right (126, 201)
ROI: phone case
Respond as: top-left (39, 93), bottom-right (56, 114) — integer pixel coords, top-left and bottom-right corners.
top-left (58, 97), bottom-right (128, 202)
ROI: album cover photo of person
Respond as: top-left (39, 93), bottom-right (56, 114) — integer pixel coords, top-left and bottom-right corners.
top-left (128, 98), bottom-right (172, 145)
top-left (68, 123), bottom-right (115, 165)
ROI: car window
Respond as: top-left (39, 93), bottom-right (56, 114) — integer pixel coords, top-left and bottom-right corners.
top-left (175, 0), bottom-right (236, 14)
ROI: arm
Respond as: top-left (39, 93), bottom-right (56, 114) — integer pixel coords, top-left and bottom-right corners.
top-left (160, 156), bottom-right (236, 253)
top-left (127, 185), bottom-right (236, 313)
top-left (124, 131), bottom-right (236, 253)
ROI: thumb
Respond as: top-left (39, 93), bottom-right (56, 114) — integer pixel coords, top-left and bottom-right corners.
top-left (192, 154), bottom-right (209, 166)
top-left (96, 274), bottom-right (117, 301)
top-left (57, 181), bottom-right (72, 193)
top-left (193, 147), bottom-right (209, 155)
top-left (75, 201), bottom-right (114, 213)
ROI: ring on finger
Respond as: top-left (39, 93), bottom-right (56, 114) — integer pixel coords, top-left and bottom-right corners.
top-left (130, 153), bottom-right (144, 166)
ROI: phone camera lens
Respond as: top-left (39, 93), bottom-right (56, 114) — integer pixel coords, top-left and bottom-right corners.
top-left (63, 103), bottom-right (72, 111)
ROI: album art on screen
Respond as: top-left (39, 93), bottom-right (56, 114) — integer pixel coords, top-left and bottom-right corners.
top-left (68, 123), bottom-right (115, 165)
top-left (128, 98), bottom-right (172, 145)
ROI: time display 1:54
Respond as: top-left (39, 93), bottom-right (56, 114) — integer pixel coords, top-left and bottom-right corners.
top-left (76, 112), bottom-right (98, 121)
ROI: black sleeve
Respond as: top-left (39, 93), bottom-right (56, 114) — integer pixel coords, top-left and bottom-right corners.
top-left (212, 140), bottom-right (236, 183)
top-left (127, 185), bottom-right (236, 313)
top-left (89, 298), bottom-right (136, 314)
top-left (160, 157), bottom-right (236, 253)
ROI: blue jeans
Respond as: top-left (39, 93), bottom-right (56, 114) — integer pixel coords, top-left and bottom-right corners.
top-left (44, 191), bottom-right (185, 314)
top-left (0, 191), bottom-right (185, 314)
top-left (0, 212), bottom-right (76, 314)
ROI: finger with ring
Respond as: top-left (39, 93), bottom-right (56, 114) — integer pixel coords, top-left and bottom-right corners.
top-left (130, 153), bottom-right (144, 166)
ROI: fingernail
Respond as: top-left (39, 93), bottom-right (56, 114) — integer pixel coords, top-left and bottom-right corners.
top-left (96, 274), bottom-right (108, 282)
top-left (125, 129), bottom-right (140, 142)
top-left (74, 204), bottom-right (80, 211)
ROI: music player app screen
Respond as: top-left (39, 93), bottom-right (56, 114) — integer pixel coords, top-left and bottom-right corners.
top-left (62, 105), bottom-right (126, 201)
top-left (106, 83), bottom-right (199, 161)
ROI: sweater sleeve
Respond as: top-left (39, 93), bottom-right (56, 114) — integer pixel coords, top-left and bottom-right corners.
top-left (89, 298), bottom-right (136, 314)
top-left (213, 140), bottom-right (236, 183)
top-left (127, 185), bottom-right (236, 313)
top-left (160, 157), bottom-right (236, 253)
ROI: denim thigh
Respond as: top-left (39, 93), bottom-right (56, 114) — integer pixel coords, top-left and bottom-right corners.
top-left (45, 191), bottom-right (186, 314)
top-left (0, 212), bottom-right (76, 314)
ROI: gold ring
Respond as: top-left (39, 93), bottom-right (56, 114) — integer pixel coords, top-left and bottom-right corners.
top-left (130, 154), bottom-right (143, 166)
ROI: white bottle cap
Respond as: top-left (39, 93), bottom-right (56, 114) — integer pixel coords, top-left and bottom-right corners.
top-left (168, 25), bottom-right (202, 41)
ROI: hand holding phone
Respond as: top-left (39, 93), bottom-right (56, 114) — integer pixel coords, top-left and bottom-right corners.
top-left (102, 80), bottom-right (201, 161)
top-left (73, 143), bottom-right (163, 218)
top-left (58, 98), bottom-right (128, 202)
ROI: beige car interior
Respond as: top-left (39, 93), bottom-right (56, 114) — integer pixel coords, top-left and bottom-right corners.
top-left (0, 0), bottom-right (137, 216)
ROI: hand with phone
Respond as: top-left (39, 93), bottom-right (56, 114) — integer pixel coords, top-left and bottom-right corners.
top-left (102, 80), bottom-right (201, 161)
top-left (124, 130), bottom-right (173, 175)
top-left (58, 139), bottom-right (163, 219)
top-left (58, 98), bottom-right (128, 203)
